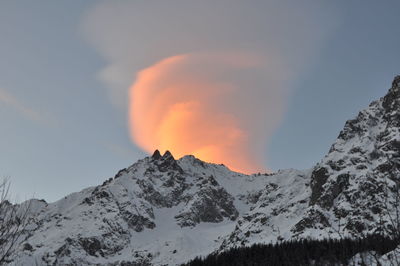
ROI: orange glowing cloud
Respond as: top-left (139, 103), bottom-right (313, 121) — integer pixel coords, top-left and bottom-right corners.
top-left (129, 54), bottom-right (268, 173)
top-left (84, 1), bottom-right (337, 174)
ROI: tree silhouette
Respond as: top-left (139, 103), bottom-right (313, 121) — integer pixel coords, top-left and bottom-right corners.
top-left (0, 178), bottom-right (31, 264)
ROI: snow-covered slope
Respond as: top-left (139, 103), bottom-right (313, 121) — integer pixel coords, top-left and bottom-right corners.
top-left (304, 75), bottom-right (400, 238)
top-left (8, 76), bottom-right (400, 265)
top-left (222, 76), bottom-right (400, 250)
top-left (11, 151), bottom-right (308, 265)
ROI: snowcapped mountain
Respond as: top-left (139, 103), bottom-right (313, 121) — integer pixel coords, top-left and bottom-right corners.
top-left (8, 76), bottom-right (400, 265)
top-left (223, 76), bottom-right (400, 250)
top-left (12, 151), bottom-right (304, 265)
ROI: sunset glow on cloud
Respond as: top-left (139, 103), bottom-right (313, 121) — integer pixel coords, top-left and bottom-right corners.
top-left (129, 54), bottom-right (266, 173)
top-left (83, 0), bottom-right (337, 173)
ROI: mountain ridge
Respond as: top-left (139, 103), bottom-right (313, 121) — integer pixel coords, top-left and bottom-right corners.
top-left (6, 75), bottom-right (400, 265)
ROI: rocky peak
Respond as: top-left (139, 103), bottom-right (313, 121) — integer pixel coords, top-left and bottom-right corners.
top-left (306, 75), bottom-right (400, 237)
top-left (150, 150), bottom-right (175, 161)
top-left (162, 150), bottom-right (174, 160)
top-left (334, 76), bottom-right (400, 143)
top-left (386, 75), bottom-right (400, 99)
top-left (149, 150), bottom-right (182, 173)
top-left (151, 149), bottom-right (162, 160)
top-left (382, 75), bottom-right (400, 128)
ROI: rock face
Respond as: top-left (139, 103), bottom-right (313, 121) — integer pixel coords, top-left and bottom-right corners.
top-left (7, 76), bottom-right (400, 265)
top-left (304, 75), bottom-right (400, 238)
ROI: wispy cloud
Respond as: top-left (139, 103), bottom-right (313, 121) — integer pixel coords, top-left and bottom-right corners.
top-left (0, 88), bottom-right (50, 124)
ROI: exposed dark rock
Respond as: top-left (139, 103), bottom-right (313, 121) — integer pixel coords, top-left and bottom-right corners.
top-left (79, 237), bottom-right (104, 257)
top-left (317, 173), bottom-right (350, 209)
top-left (151, 149), bottom-right (162, 160)
top-left (175, 185), bottom-right (238, 227)
top-left (82, 197), bottom-right (93, 206)
top-left (163, 150), bottom-right (174, 159)
top-left (136, 178), bottom-right (187, 208)
top-left (338, 117), bottom-right (364, 141)
top-left (152, 150), bottom-right (183, 173)
top-left (91, 188), bottom-right (110, 200)
top-left (382, 75), bottom-right (400, 113)
top-left (23, 243), bottom-right (33, 251)
top-left (122, 211), bottom-right (156, 232)
top-left (309, 167), bottom-right (329, 206)
top-left (207, 175), bottom-right (219, 186)
top-left (54, 238), bottom-right (74, 257)
top-left (345, 219), bottom-right (366, 234)
top-left (102, 177), bottom-right (113, 186)
top-left (292, 208), bottom-right (330, 234)
top-left (114, 168), bottom-right (128, 179)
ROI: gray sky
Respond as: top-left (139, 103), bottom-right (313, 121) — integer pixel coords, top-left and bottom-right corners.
top-left (0, 1), bottom-right (399, 202)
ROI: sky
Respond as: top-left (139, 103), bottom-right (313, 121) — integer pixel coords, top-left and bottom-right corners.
top-left (0, 1), bottom-right (400, 202)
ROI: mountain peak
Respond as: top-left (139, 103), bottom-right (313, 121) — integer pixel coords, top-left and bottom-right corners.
top-left (306, 75), bottom-right (400, 240)
top-left (150, 149), bottom-right (175, 161)
top-left (163, 150), bottom-right (174, 160)
top-left (149, 149), bottom-right (182, 173)
top-left (151, 149), bottom-right (162, 160)
top-left (382, 75), bottom-right (400, 113)
top-left (391, 75), bottom-right (400, 89)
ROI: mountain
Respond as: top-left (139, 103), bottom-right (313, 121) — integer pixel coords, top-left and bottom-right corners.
top-left (7, 76), bottom-right (400, 265)
top-left (223, 76), bottom-right (400, 248)
top-left (12, 152), bottom-right (307, 265)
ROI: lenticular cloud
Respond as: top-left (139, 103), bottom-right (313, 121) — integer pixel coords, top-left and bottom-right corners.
top-left (129, 53), bottom-right (287, 173)
top-left (83, 0), bottom-right (336, 173)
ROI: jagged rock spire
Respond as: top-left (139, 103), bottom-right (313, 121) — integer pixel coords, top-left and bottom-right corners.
top-left (151, 150), bottom-right (162, 160)
top-left (382, 75), bottom-right (400, 128)
top-left (391, 75), bottom-right (400, 90)
top-left (149, 150), bottom-right (182, 173)
top-left (162, 150), bottom-right (174, 160)
top-left (150, 150), bottom-right (175, 161)
top-left (382, 75), bottom-right (400, 112)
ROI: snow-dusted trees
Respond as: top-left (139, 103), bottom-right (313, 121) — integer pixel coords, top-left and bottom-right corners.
top-left (378, 175), bottom-right (400, 265)
top-left (0, 178), bottom-right (31, 264)
top-left (184, 236), bottom-right (397, 266)
top-left (351, 167), bottom-right (400, 265)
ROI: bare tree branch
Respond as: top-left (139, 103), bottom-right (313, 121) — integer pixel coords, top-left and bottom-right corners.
top-left (0, 178), bottom-right (32, 264)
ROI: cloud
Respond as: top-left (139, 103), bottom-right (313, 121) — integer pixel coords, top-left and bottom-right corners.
top-left (128, 52), bottom-right (290, 173)
top-left (0, 88), bottom-right (47, 123)
top-left (82, 0), bottom-right (337, 172)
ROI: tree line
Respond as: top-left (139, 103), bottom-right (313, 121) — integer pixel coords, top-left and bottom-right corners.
top-left (182, 235), bottom-right (399, 266)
